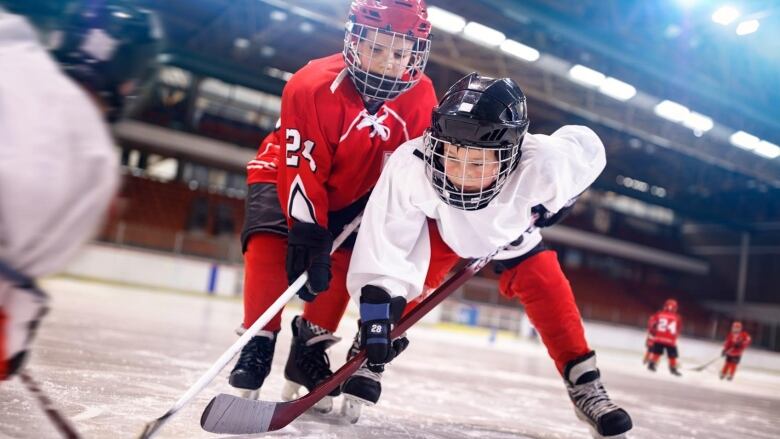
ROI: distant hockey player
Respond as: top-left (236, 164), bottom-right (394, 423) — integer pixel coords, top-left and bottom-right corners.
top-left (228, 0), bottom-right (455, 412)
top-left (720, 321), bottom-right (751, 381)
top-left (646, 298), bottom-right (683, 376)
top-left (0, 2), bottom-right (159, 380)
top-left (346, 73), bottom-right (633, 438)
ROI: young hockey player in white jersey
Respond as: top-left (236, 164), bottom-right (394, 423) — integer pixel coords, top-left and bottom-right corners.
top-left (346, 72), bottom-right (633, 438)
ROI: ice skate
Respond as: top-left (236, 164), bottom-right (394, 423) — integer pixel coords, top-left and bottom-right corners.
top-left (228, 331), bottom-right (277, 399)
top-left (647, 361), bottom-right (657, 372)
top-left (565, 352), bottom-right (633, 439)
top-left (282, 316), bottom-right (341, 413)
top-left (669, 366), bottom-right (682, 377)
top-left (340, 329), bottom-right (382, 423)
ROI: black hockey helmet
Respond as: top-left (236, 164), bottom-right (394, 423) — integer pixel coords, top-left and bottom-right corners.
top-left (48, 0), bottom-right (163, 120)
top-left (424, 72), bottom-right (529, 210)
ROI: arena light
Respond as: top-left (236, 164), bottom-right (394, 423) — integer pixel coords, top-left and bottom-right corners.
top-left (568, 64), bottom-right (606, 88)
top-left (598, 77), bottom-right (637, 101)
top-left (753, 141), bottom-right (780, 159)
top-left (269, 10), bottom-right (287, 22)
top-left (500, 39), bottom-right (540, 62)
top-left (233, 38), bottom-right (250, 49)
top-left (712, 6), bottom-right (740, 25)
top-left (729, 131), bottom-right (760, 150)
top-left (427, 6), bottom-right (466, 34)
top-left (462, 22), bottom-right (506, 47)
top-left (682, 112), bottom-right (714, 133)
top-left (736, 19), bottom-right (760, 36)
top-left (654, 100), bottom-right (690, 123)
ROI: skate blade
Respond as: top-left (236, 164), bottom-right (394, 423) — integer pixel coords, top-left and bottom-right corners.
top-left (312, 396), bottom-right (333, 414)
top-left (340, 395), bottom-right (372, 424)
top-left (281, 380), bottom-right (301, 401)
top-left (281, 380), bottom-right (333, 413)
top-left (575, 408), bottom-right (629, 439)
top-left (241, 389), bottom-right (260, 400)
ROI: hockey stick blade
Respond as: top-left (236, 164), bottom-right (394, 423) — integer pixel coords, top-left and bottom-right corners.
top-left (137, 215), bottom-right (363, 439)
top-left (201, 394), bottom-right (278, 434)
top-left (201, 242), bottom-right (511, 434)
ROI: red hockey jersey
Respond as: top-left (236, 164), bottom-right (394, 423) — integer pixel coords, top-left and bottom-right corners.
top-left (275, 54), bottom-right (437, 226)
top-left (647, 310), bottom-right (682, 346)
top-left (723, 331), bottom-right (751, 357)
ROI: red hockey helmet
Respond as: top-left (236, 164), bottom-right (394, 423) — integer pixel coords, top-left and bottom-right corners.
top-left (350, 0), bottom-right (431, 38)
top-left (663, 299), bottom-right (678, 313)
top-left (731, 321), bottom-right (743, 332)
top-left (344, 0), bottom-right (432, 101)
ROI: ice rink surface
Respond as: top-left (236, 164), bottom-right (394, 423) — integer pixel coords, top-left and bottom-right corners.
top-left (2, 278), bottom-right (779, 439)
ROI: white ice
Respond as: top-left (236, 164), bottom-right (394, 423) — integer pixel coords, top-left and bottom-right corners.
top-left (1, 278), bottom-right (779, 438)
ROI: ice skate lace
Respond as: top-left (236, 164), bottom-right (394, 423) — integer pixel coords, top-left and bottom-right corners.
top-left (569, 380), bottom-right (619, 420)
top-left (299, 343), bottom-right (333, 383)
top-left (346, 331), bottom-right (361, 361)
top-left (235, 337), bottom-right (273, 372)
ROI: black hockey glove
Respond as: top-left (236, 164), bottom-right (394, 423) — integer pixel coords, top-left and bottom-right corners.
top-left (286, 222), bottom-right (333, 302)
top-left (359, 285), bottom-right (409, 373)
top-left (531, 196), bottom-right (579, 228)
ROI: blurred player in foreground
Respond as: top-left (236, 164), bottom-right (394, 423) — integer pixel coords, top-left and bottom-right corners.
top-left (646, 298), bottom-right (683, 376)
top-left (720, 320), bottom-right (751, 381)
top-left (0, 0), bottom-right (159, 381)
top-left (346, 73), bottom-right (633, 438)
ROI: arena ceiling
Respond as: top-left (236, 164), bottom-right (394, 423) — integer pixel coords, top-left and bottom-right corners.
top-left (144, 0), bottom-right (780, 229)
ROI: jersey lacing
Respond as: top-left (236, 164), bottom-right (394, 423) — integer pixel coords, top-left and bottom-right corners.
top-left (356, 109), bottom-right (391, 140)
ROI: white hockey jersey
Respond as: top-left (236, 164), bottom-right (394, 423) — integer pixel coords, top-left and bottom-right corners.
top-left (0, 11), bottom-right (118, 277)
top-left (346, 125), bottom-right (606, 300)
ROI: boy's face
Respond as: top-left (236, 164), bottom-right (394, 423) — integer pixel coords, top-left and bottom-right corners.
top-left (442, 143), bottom-right (501, 192)
top-left (355, 28), bottom-right (415, 79)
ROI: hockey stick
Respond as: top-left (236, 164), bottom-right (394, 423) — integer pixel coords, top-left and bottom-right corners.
top-left (18, 371), bottom-right (83, 439)
top-left (137, 214), bottom-right (363, 439)
top-left (688, 355), bottom-right (722, 372)
top-left (200, 228), bottom-right (534, 435)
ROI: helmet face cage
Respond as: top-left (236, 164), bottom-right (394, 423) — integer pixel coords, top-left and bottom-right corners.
top-left (343, 22), bottom-right (431, 101)
top-left (423, 130), bottom-right (521, 211)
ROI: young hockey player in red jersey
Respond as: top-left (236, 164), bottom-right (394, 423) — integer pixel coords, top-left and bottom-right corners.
top-left (720, 321), bottom-right (751, 380)
top-left (646, 298), bottom-right (683, 376)
top-left (346, 73), bottom-right (633, 438)
top-left (229, 0), bottom-right (457, 412)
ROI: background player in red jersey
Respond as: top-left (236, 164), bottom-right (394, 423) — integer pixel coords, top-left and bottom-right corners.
top-left (228, 0), bottom-right (454, 412)
top-left (720, 321), bottom-right (751, 381)
top-left (646, 298), bottom-right (683, 376)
